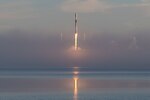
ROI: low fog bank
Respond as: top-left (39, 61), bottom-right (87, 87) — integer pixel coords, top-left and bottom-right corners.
top-left (0, 30), bottom-right (150, 70)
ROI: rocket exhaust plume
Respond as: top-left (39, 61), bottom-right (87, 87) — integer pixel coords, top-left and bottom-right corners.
top-left (74, 13), bottom-right (78, 51)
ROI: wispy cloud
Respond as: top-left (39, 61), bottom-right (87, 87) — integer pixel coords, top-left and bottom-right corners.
top-left (139, 0), bottom-right (150, 15)
top-left (61, 0), bottom-right (111, 13)
top-left (60, 0), bottom-right (150, 13)
top-left (0, 0), bottom-right (37, 20)
top-left (0, 0), bottom-right (41, 30)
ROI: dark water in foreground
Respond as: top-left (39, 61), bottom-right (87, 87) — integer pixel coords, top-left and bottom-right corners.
top-left (0, 67), bottom-right (150, 100)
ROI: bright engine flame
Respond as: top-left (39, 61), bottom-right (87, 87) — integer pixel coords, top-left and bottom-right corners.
top-left (75, 33), bottom-right (78, 51)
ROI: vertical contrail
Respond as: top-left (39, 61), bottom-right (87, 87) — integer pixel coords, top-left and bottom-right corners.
top-left (84, 33), bottom-right (86, 41)
top-left (74, 13), bottom-right (78, 51)
top-left (129, 34), bottom-right (138, 49)
top-left (61, 32), bottom-right (63, 41)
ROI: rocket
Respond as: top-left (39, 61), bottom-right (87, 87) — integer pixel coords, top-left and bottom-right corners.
top-left (74, 13), bottom-right (78, 51)
top-left (75, 13), bottom-right (78, 33)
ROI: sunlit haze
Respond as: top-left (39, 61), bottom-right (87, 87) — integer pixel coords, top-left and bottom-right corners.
top-left (0, 0), bottom-right (150, 70)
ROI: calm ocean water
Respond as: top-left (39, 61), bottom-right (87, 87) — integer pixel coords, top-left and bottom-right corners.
top-left (0, 67), bottom-right (150, 100)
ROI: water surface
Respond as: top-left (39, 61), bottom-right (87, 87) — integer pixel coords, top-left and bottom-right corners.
top-left (0, 67), bottom-right (150, 100)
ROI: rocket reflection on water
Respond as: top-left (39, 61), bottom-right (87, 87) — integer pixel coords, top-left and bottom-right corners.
top-left (74, 77), bottom-right (78, 100)
top-left (73, 67), bottom-right (79, 100)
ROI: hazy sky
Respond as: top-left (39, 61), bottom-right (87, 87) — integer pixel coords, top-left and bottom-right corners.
top-left (0, 0), bottom-right (150, 69)
top-left (1, 0), bottom-right (150, 33)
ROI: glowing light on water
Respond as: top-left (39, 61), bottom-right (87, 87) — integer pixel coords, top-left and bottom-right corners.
top-left (74, 77), bottom-right (78, 100)
top-left (74, 77), bottom-right (78, 90)
top-left (73, 66), bottom-right (79, 100)
top-left (73, 71), bottom-right (79, 75)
